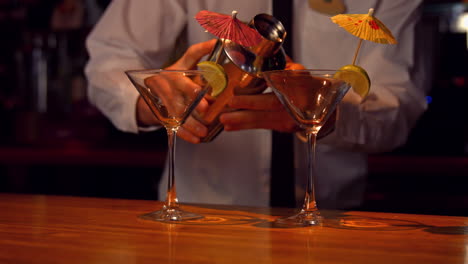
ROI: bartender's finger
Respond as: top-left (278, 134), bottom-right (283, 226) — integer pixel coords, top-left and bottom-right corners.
top-left (167, 39), bottom-right (217, 70)
top-left (228, 93), bottom-right (284, 111)
top-left (285, 55), bottom-right (306, 70)
top-left (177, 127), bottom-right (201, 144)
top-left (220, 110), bottom-right (298, 132)
top-left (136, 96), bottom-right (161, 126)
top-left (182, 116), bottom-right (208, 138)
top-left (286, 61), bottom-right (306, 70)
top-left (195, 97), bottom-right (209, 114)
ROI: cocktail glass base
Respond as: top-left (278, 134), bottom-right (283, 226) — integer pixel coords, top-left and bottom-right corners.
top-left (140, 207), bottom-right (204, 222)
top-left (274, 210), bottom-right (323, 227)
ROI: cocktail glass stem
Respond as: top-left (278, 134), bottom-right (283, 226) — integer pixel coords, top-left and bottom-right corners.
top-left (140, 123), bottom-right (203, 222)
top-left (302, 129), bottom-right (319, 213)
top-left (165, 126), bottom-right (179, 210)
top-left (274, 128), bottom-right (322, 226)
top-left (145, 124), bottom-right (204, 221)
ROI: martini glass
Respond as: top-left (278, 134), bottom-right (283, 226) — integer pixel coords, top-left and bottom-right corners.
top-left (125, 69), bottom-right (210, 222)
top-left (263, 69), bottom-right (351, 226)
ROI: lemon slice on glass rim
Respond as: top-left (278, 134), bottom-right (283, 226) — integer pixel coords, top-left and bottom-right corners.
top-left (334, 64), bottom-right (371, 98)
top-left (197, 61), bottom-right (228, 97)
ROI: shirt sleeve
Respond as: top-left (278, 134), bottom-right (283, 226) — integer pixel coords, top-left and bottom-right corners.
top-left (320, 0), bottom-right (428, 153)
top-left (84, 0), bottom-right (187, 133)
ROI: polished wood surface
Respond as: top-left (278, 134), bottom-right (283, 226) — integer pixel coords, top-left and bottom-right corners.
top-left (0, 193), bottom-right (466, 264)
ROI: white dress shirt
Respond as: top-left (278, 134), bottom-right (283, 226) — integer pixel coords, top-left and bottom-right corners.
top-left (85, 0), bottom-right (427, 209)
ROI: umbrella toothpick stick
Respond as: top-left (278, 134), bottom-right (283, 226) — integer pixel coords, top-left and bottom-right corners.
top-left (231, 10), bottom-right (238, 19)
top-left (215, 41), bottom-right (224, 64)
top-left (351, 8), bottom-right (374, 65)
top-left (352, 39), bottom-right (362, 65)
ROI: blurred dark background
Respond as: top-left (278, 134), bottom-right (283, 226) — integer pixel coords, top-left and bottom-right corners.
top-left (0, 0), bottom-right (466, 216)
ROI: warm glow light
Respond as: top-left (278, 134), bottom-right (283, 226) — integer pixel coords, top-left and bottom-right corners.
top-left (454, 12), bottom-right (468, 49)
top-left (455, 12), bottom-right (468, 31)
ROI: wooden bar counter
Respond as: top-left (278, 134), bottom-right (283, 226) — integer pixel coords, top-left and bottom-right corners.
top-left (0, 193), bottom-right (466, 263)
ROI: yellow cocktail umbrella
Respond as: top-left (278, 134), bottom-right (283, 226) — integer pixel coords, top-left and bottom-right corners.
top-left (331, 8), bottom-right (397, 65)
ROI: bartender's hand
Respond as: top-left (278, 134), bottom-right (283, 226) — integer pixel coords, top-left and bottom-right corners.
top-left (136, 39), bottom-right (217, 143)
top-left (220, 59), bottom-right (304, 133)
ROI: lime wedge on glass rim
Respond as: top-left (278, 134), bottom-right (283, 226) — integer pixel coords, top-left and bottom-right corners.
top-left (197, 61), bottom-right (228, 97)
top-left (334, 64), bottom-right (371, 98)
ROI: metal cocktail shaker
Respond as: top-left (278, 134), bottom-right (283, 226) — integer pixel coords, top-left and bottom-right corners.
top-left (194, 13), bottom-right (287, 142)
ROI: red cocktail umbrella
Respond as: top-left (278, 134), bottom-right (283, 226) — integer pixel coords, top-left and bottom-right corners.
top-left (195, 10), bottom-right (262, 47)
